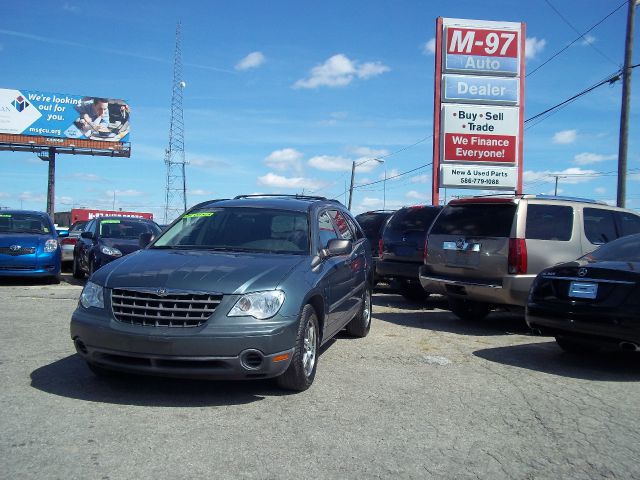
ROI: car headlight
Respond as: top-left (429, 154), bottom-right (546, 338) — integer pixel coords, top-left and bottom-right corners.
top-left (100, 245), bottom-right (122, 257)
top-left (44, 239), bottom-right (58, 253)
top-left (228, 290), bottom-right (285, 320)
top-left (80, 281), bottom-right (104, 309)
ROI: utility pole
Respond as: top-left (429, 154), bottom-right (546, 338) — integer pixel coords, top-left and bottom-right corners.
top-left (617, 0), bottom-right (637, 208)
top-left (164, 21), bottom-right (188, 223)
top-left (348, 161), bottom-right (356, 210)
top-left (554, 175), bottom-right (559, 196)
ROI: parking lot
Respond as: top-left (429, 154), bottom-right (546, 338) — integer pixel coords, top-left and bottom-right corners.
top-left (2, 274), bottom-right (640, 480)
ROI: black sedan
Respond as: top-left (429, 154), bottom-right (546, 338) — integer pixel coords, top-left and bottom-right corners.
top-left (73, 217), bottom-right (161, 278)
top-left (526, 233), bottom-right (640, 353)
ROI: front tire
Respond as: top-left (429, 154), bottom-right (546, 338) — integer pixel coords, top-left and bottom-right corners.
top-left (448, 298), bottom-right (492, 321)
top-left (72, 255), bottom-right (84, 279)
top-left (277, 304), bottom-right (319, 392)
top-left (346, 286), bottom-right (372, 337)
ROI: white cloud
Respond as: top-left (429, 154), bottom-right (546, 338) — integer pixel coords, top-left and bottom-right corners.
top-left (411, 174), bottom-right (430, 184)
top-left (106, 189), bottom-right (144, 197)
top-left (524, 168), bottom-right (598, 185)
top-left (422, 38), bottom-right (436, 55)
top-left (406, 190), bottom-right (428, 201)
top-left (264, 148), bottom-right (304, 174)
top-left (573, 152), bottom-right (616, 165)
top-left (189, 189), bottom-right (216, 196)
top-left (308, 155), bottom-right (352, 172)
top-left (525, 37), bottom-right (546, 59)
top-left (594, 187), bottom-right (606, 194)
top-left (581, 35), bottom-right (596, 46)
top-left (235, 51), bottom-right (266, 71)
top-left (68, 173), bottom-right (103, 182)
top-left (63, 2), bottom-right (79, 12)
top-left (19, 191), bottom-right (46, 202)
top-left (360, 197), bottom-right (384, 208)
top-left (294, 54), bottom-right (389, 89)
top-left (0, 192), bottom-right (10, 198)
top-left (385, 168), bottom-right (401, 180)
top-left (257, 172), bottom-right (322, 190)
top-left (553, 129), bottom-right (578, 144)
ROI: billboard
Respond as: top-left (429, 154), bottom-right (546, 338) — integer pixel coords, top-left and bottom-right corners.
top-left (0, 88), bottom-right (130, 153)
top-left (432, 18), bottom-right (525, 201)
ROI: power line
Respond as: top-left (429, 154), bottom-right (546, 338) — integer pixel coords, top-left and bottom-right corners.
top-left (528, 0), bottom-right (627, 78)
top-left (543, 0), bottom-right (620, 67)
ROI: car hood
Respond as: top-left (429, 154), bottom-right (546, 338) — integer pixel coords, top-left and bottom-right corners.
top-left (95, 248), bottom-right (306, 294)
top-left (0, 233), bottom-right (52, 249)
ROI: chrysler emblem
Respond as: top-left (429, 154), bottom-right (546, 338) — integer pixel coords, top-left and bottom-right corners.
top-left (455, 238), bottom-right (465, 250)
top-left (156, 288), bottom-right (168, 297)
top-left (577, 268), bottom-right (588, 277)
top-left (9, 245), bottom-right (21, 251)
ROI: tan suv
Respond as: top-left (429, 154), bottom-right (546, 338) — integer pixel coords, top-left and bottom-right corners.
top-left (419, 195), bottom-right (640, 321)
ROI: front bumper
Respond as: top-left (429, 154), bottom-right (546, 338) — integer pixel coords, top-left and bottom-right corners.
top-left (0, 251), bottom-right (61, 278)
top-left (70, 306), bottom-right (299, 380)
top-left (526, 303), bottom-right (640, 345)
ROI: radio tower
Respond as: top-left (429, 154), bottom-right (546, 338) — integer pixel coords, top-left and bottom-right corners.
top-left (163, 21), bottom-right (187, 224)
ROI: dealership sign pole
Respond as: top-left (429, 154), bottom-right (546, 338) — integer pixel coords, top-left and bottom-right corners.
top-left (432, 18), bottom-right (525, 205)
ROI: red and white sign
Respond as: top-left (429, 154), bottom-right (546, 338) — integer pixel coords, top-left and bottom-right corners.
top-left (71, 208), bottom-right (153, 223)
top-left (444, 133), bottom-right (515, 163)
top-left (447, 28), bottom-right (519, 57)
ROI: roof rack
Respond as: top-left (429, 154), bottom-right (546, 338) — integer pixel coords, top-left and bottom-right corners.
top-left (532, 194), bottom-right (605, 204)
top-left (233, 194), bottom-right (329, 201)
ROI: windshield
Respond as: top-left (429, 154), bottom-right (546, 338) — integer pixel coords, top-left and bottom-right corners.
top-left (153, 207), bottom-right (309, 254)
top-left (582, 234), bottom-right (640, 263)
top-left (98, 219), bottom-right (160, 239)
top-left (0, 213), bottom-right (50, 234)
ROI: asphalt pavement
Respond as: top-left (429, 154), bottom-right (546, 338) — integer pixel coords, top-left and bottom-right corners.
top-left (1, 275), bottom-right (639, 479)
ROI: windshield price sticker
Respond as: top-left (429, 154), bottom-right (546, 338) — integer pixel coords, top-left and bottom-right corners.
top-left (444, 26), bottom-right (519, 76)
top-left (183, 212), bottom-right (215, 218)
top-left (101, 219), bottom-right (121, 224)
top-left (440, 165), bottom-right (517, 190)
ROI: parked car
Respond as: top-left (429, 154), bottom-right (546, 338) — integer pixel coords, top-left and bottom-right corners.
top-left (0, 210), bottom-right (61, 283)
top-left (420, 195), bottom-right (640, 321)
top-left (376, 205), bottom-right (442, 300)
top-left (355, 210), bottom-right (394, 282)
top-left (72, 217), bottom-right (161, 278)
top-left (60, 220), bottom-right (88, 266)
top-left (526, 233), bottom-right (640, 353)
top-left (70, 195), bottom-right (373, 391)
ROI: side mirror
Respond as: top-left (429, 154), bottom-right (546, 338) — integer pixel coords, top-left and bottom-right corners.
top-left (80, 231), bottom-right (94, 240)
top-left (139, 232), bottom-right (154, 248)
top-left (323, 238), bottom-right (352, 257)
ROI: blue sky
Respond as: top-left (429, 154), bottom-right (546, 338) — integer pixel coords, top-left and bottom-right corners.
top-left (1, 0), bottom-right (638, 222)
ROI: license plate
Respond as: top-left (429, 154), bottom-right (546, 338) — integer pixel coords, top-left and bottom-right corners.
top-left (569, 281), bottom-right (598, 299)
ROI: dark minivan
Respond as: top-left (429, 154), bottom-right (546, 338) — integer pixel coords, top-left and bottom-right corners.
top-left (376, 205), bottom-right (442, 300)
top-left (355, 210), bottom-right (394, 281)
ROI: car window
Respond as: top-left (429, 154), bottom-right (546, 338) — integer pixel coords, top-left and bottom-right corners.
top-left (344, 214), bottom-right (363, 240)
top-left (99, 220), bottom-right (159, 239)
top-left (0, 213), bottom-right (50, 234)
top-left (430, 203), bottom-right (516, 237)
top-left (583, 234), bottom-right (640, 262)
top-left (85, 220), bottom-right (95, 234)
top-left (318, 210), bottom-right (339, 248)
top-left (584, 208), bottom-right (617, 245)
top-left (525, 204), bottom-right (573, 241)
top-left (387, 207), bottom-right (439, 233)
top-left (615, 211), bottom-right (640, 237)
top-left (328, 210), bottom-right (353, 240)
top-left (154, 208), bottom-right (309, 254)
top-left (70, 221), bottom-right (87, 233)
top-left (356, 212), bottom-right (391, 236)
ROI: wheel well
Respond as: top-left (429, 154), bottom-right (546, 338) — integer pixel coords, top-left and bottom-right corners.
top-left (306, 295), bottom-right (325, 341)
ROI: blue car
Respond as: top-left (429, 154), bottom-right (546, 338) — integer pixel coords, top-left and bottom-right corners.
top-left (0, 210), bottom-right (61, 283)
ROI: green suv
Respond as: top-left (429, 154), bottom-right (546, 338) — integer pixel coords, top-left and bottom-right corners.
top-left (70, 195), bottom-right (373, 391)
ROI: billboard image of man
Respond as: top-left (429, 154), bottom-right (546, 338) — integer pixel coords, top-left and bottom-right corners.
top-left (75, 98), bottom-right (110, 136)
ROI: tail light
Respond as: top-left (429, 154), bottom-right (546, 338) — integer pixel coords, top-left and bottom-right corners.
top-left (60, 237), bottom-right (78, 246)
top-left (508, 238), bottom-right (527, 274)
top-left (378, 239), bottom-right (384, 257)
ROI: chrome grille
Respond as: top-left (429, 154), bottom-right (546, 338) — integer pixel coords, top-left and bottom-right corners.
top-left (111, 288), bottom-right (222, 327)
top-left (0, 247), bottom-right (36, 256)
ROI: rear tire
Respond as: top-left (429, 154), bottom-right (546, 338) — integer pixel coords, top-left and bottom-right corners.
top-left (277, 304), bottom-right (319, 392)
top-left (346, 286), bottom-right (372, 337)
top-left (399, 281), bottom-right (430, 302)
top-left (448, 298), bottom-right (492, 321)
top-left (555, 337), bottom-right (599, 354)
top-left (72, 255), bottom-right (84, 279)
